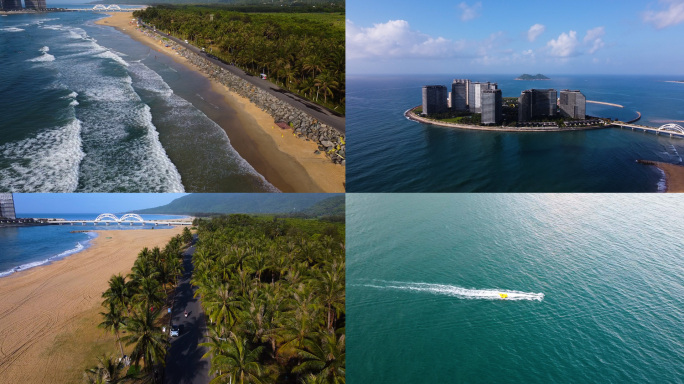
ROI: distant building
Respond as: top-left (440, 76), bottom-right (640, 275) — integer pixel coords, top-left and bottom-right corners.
top-left (422, 85), bottom-right (448, 115)
top-left (0, 193), bottom-right (16, 220)
top-left (0, 0), bottom-right (22, 10)
top-left (481, 89), bottom-right (502, 125)
top-left (559, 90), bottom-right (586, 119)
top-left (451, 79), bottom-right (469, 112)
top-left (518, 88), bottom-right (557, 122)
top-left (24, 0), bottom-right (46, 9)
top-left (468, 82), bottom-right (497, 113)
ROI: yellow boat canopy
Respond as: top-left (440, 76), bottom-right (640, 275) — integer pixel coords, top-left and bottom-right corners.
top-left (499, 293), bottom-right (508, 299)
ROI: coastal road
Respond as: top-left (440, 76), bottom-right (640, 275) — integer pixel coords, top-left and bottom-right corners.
top-left (164, 237), bottom-right (210, 384)
top-left (143, 23), bottom-right (345, 134)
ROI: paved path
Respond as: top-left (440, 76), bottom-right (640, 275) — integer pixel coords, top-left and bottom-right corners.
top-left (164, 238), bottom-right (210, 384)
top-left (144, 23), bottom-right (345, 134)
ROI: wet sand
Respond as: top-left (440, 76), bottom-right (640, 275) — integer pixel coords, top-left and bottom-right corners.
top-left (95, 13), bottom-right (344, 193)
top-left (0, 227), bottom-right (184, 383)
top-left (637, 160), bottom-right (684, 192)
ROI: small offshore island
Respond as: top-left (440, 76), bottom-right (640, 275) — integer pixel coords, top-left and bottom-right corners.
top-left (515, 73), bottom-right (550, 80)
top-left (407, 78), bottom-right (605, 132)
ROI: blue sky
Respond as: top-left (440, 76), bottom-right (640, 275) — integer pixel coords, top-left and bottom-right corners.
top-left (14, 194), bottom-right (187, 214)
top-left (347, 0), bottom-right (684, 75)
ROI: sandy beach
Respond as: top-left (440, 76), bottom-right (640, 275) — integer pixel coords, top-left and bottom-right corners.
top-left (0, 227), bottom-right (184, 383)
top-left (641, 161), bottom-right (684, 192)
top-left (95, 12), bottom-right (344, 193)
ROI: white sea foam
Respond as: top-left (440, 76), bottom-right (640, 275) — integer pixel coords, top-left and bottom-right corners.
top-left (28, 46), bottom-right (55, 62)
top-left (126, 62), bottom-right (278, 191)
top-left (360, 280), bottom-right (545, 301)
top-left (0, 27), bottom-right (25, 32)
top-left (95, 50), bottom-right (129, 67)
top-left (0, 119), bottom-right (84, 192)
top-left (0, 240), bottom-right (90, 278)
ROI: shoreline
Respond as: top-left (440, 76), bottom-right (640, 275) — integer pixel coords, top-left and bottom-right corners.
top-left (636, 160), bottom-right (684, 192)
top-left (0, 231), bottom-right (97, 278)
top-left (405, 108), bottom-right (605, 132)
top-left (94, 13), bottom-right (344, 192)
top-left (0, 227), bottom-right (184, 383)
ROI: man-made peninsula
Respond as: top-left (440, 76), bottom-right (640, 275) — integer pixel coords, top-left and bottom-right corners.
top-left (515, 74), bottom-right (550, 80)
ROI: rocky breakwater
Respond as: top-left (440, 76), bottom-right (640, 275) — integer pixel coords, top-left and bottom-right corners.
top-left (161, 36), bottom-right (345, 166)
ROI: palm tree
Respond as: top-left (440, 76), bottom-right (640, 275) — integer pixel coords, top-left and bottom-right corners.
top-left (135, 277), bottom-right (165, 312)
top-left (99, 301), bottom-right (127, 358)
top-left (209, 333), bottom-right (264, 384)
top-left (293, 331), bottom-right (345, 384)
top-left (102, 274), bottom-right (132, 316)
top-left (314, 263), bottom-right (345, 331)
top-left (122, 306), bottom-right (167, 371)
top-left (83, 354), bottom-right (128, 384)
top-left (314, 72), bottom-right (339, 104)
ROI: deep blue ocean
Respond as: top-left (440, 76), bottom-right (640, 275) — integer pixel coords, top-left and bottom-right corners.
top-left (0, 212), bottom-right (186, 277)
top-left (0, 9), bottom-right (275, 192)
top-left (347, 74), bottom-right (684, 192)
top-left (347, 194), bottom-right (684, 383)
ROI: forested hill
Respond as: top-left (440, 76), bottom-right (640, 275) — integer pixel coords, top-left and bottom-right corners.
top-left (135, 193), bottom-right (344, 216)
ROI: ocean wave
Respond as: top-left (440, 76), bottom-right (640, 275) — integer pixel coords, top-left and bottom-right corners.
top-left (357, 280), bottom-right (545, 301)
top-left (126, 62), bottom-right (278, 191)
top-left (0, 239), bottom-right (90, 278)
top-left (95, 50), bottom-right (129, 67)
top-left (0, 27), bottom-right (25, 32)
top-left (28, 46), bottom-right (55, 62)
top-left (0, 118), bottom-right (84, 192)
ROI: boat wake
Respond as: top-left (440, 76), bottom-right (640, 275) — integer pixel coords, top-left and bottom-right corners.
top-left (358, 280), bottom-right (544, 301)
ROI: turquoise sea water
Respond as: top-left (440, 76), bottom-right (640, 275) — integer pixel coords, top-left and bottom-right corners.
top-left (0, 213), bottom-right (186, 277)
top-left (0, 10), bottom-right (275, 192)
top-left (347, 194), bottom-right (684, 383)
top-left (346, 75), bottom-right (684, 192)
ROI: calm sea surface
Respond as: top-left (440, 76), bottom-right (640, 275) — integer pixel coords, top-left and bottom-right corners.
top-left (347, 194), bottom-right (684, 383)
top-left (0, 9), bottom-right (275, 192)
top-left (0, 213), bottom-right (186, 277)
top-left (347, 74), bottom-right (684, 192)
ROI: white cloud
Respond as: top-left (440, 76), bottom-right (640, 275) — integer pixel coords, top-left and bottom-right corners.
top-left (545, 27), bottom-right (606, 58)
top-left (546, 30), bottom-right (579, 57)
top-left (584, 27), bottom-right (605, 54)
top-left (459, 2), bottom-right (482, 21)
top-left (643, 0), bottom-right (684, 29)
top-left (527, 24), bottom-right (545, 42)
top-left (346, 19), bottom-right (467, 60)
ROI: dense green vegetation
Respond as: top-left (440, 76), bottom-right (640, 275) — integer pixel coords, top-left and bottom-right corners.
top-left (135, 5), bottom-right (345, 113)
top-left (86, 230), bottom-right (191, 383)
top-left (192, 214), bottom-right (345, 383)
top-left (136, 193), bottom-right (344, 217)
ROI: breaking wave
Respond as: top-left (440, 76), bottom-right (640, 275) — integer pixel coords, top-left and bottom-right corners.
top-left (28, 46), bottom-right (55, 62)
top-left (358, 280), bottom-right (545, 301)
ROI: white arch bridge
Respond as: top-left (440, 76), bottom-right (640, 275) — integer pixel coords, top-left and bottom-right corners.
top-left (52, 213), bottom-right (191, 226)
top-left (612, 122), bottom-right (684, 139)
top-left (93, 4), bottom-right (122, 11)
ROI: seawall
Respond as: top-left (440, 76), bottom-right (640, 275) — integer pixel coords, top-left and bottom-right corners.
top-left (144, 29), bottom-right (346, 165)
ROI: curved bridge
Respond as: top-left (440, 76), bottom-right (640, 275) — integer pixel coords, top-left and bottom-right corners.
top-left (56, 213), bottom-right (191, 226)
top-left (658, 123), bottom-right (684, 135)
top-left (612, 120), bottom-right (684, 139)
top-left (93, 4), bottom-right (122, 10)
